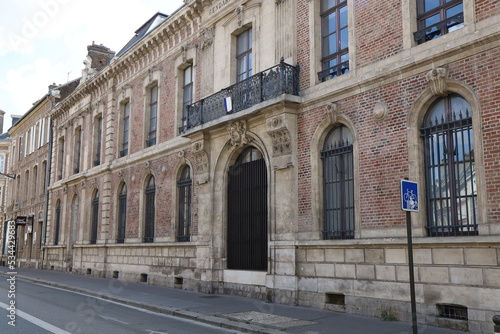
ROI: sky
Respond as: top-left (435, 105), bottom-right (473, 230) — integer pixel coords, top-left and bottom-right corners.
top-left (0, 0), bottom-right (185, 132)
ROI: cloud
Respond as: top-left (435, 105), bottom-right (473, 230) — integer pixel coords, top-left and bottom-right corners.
top-left (2, 58), bottom-right (60, 114)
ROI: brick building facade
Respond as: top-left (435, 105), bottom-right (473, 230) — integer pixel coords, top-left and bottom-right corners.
top-left (7, 0), bottom-right (500, 332)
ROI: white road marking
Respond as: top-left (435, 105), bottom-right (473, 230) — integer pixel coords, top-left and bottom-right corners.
top-left (99, 314), bottom-right (130, 325)
top-left (0, 301), bottom-right (72, 334)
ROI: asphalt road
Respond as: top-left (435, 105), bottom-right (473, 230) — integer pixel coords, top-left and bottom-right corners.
top-left (0, 277), bottom-right (244, 334)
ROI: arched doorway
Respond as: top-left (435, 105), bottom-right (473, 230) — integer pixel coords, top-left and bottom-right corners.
top-left (227, 146), bottom-right (267, 270)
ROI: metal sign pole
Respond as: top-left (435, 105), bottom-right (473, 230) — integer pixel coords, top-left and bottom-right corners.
top-left (406, 210), bottom-right (418, 334)
top-left (401, 179), bottom-right (418, 334)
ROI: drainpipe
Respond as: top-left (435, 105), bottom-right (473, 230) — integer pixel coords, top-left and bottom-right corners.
top-left (41, 117), bottom-right (53, 269)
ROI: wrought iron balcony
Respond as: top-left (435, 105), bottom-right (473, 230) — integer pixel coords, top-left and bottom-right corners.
top-left (414, 12), bottom-right (464, 44)
top-left (180, 58), bottom-right (300, 133)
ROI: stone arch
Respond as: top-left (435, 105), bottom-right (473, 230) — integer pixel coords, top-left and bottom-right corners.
top-left (310, 109), bottom-right (360, 239)
top-left (407, 75), bottom-right (486, 234)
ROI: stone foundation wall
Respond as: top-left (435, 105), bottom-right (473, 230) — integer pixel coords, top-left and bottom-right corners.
top-left (295, 239), bottom-right (500, 333)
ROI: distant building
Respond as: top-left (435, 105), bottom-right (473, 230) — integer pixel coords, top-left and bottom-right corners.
top-left (7, 1), bottom-right (500, 333)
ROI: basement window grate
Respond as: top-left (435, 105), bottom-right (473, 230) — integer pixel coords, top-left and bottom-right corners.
top-left (325, 293), bottom-right (345, 305)
top-left (438, 304), bottom-right (468, 320)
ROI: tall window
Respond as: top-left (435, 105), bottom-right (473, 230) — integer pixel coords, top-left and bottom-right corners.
top-left (421, 94), bottom-right (477, 237)
top-left (322, 125), bottom-right (354, 239)
top-left (181, 66), bottom-right (193, 131)
top-left (0, 155), bottom-right (5, 173)
top-left (74, 127), bottom-right (82, 173)
top-left (117, 183), bottom-right (127, 243)
top-left (25, 170), bottom-right (30, 200)
top-left (144, 175), bottom-right (155, 242)
top-left (177, 166), bottom-right (192, 242)
top-left (146, 86), bottom-right (158, 147)
top-left (57, 137), bottom-right (65, 180)
top-left (319, 0), bottom-right (349, 82)
top-left (94, 116), bottom-right (102, 166)
top-left (18, 136), bottom-right (24, 160)
top-left (415, 0), bottom-right (463, 44)
top-left (90, 190), bottom-right (99, 244)
top-left (121, 102), bottom-right (130, 157)
top-left (236, 29), bottom-right (252, 82)
top-left (41, 161), bottom-right (47, 194)
top-left (33, 166), bottom-right (38, 196)
top-left (54, 200), bottom-right (61, 245)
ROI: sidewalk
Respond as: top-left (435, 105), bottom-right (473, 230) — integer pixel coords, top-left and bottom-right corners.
top-left (0, 268), bottom-right (466, 334)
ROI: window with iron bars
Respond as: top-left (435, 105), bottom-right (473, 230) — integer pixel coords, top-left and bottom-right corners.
top-left (144, 176), bottom-right (155, 243)
top-left (177, 166), bottom-right (192, 242)
top-left (90, 191), bottom-right (99, 244)
top-left (421, 94), bottom-right (477, 237)
top-left (117, 184), bottom-right (127, 243)
top-left (321, 125), bottom-right (355, 240)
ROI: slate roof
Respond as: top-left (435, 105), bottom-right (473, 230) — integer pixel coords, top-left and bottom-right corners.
top-left (116, 12), bottom-right (169, 58)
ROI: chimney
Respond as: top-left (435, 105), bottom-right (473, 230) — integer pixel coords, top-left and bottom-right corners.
top-left (87, 43), bottom-right (116, 72)
top-left (48, 82), bottom-right (58, 90)
top-left (0, 109), bottom-right (4, 134)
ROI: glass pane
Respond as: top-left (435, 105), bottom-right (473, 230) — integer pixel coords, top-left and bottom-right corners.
top-left (183, 85), bottom-right (192, 104)
top-left (323, 58), bottom-right (337, 71)
top-left (340, 27), bottom-right (348, 50)
top-left (248, 53), bottom-right (252, 75)
top-left (339, 5), bottom-right (348, 27)
top-left (321, 0), bottom-right (335, 11)
top-left (184, 66), bottom-right (192, 85)
top-left (446, 4), bottom-right (463, 18)
top-left (237, 31), bottom-right (248, 54)
top-left (151, 86), bottom-right (158, 102)
top-left (450, 95), bottom-right (469, 119)
top-left (328, 33), bottom-right (338, 54)
top-left (426, 99), bottom-right (445, 126)
top-left (237, 57), bottom-right (246, 77)
top-left (424, 13), bottom-right (441, 28)
top-left (424, 0), bottom-right (440, 12)
top-left (322, 13), bottom-right (336, 36)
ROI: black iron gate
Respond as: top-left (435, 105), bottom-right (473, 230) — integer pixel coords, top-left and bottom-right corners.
top-left (227, 157), bottom-right (267, 270)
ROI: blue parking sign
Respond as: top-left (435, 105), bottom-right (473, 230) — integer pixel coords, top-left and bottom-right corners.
top-left (401, 180), bottom-right (419, 212)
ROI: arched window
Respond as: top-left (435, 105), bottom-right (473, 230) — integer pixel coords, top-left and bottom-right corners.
top-left (322, 125), bottom-right (354, 239)
top-left (117, 183), bottom-right (127, 243)
top-left (421, 94), bottom-right (477, 236)
top-left (90, 190), bottom-right (99, 244)
top-left (54, 200), bottom-right (61, 245)
top-left (144, 176), bottom-right (155, 242)
top-left (177, 166), bottom-right (192, 242)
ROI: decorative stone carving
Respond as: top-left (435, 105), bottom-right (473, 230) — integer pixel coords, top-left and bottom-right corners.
top-left (266, 115), bottom-right (292, 157)
top-left (191, 140), bottom-right (210, 184)
top-left (326, 102), bottom-right (339, 124)
top-left (276, 0), bottom-right (286, 4)
top-left (227, 120), bottom-right (251, 147)
top-left (373, 101), bottom-right (388, 121)
top-left (201, 27), bottom-right (215, 50)
top-left (426, 67), bottom-right (449, 97)
top-left (236, 5), bottom-right (245, 27)
top-left (269, 129), bottom-right (292, 156)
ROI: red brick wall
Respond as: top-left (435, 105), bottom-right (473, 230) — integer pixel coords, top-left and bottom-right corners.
top-left (475, 0), bottom-right (500, 21)
top-left (297, 48), bottom-right (500, 232)
top-left (354, 0), bottom-right (404, 67)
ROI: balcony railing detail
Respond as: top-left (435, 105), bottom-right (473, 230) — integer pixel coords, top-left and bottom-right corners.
top-left (414, 13), bottom-right (464, 44)
top-left (180, 59), bottom-right (299, 133)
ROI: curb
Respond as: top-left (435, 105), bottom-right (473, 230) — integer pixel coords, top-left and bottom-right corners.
top-left (1, 273), bottom-right (285, 334)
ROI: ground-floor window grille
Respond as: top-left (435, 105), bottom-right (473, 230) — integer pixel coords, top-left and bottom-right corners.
top-left (421, 95), bottom-right (477, 237)
top-left (322, 125), bottom-right (355, 240)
